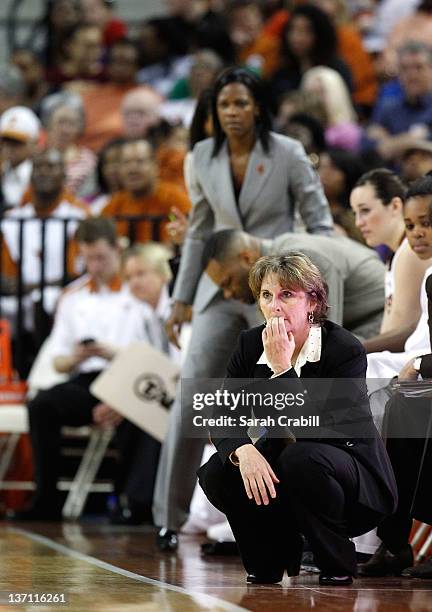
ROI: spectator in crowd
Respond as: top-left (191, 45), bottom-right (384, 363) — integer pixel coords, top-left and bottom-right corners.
top-left (278, 111), bottom-right (326, 169)
top-left (9, 217), bottom-right (157, 521)
top-left (80, 0), bottom-right (127, 47)
top-left (350, 169), bottom-right (429, 355)
top-left (163, 49), bottom-right (223, 127)
top-left (146, 120), bottom-right (189, 192)
top-left (225, 0), bottom-right (281, 78)
top-left (364, 42), bottom-right (432, 162)
top-left (1, 149), bottom-right (87, 289)
top-left (10, 48), bottom-right (49, 114)
top-left (169, 49), bottom-right (223, 101)
top-left (0, 106), bottom-right (41, 211)
top-left (154, 67), bottom-right (333, 551)
top-left (274, 88), bottom-right (327, 134)
top-left (0, 65), bottom-right (25, 115)
top-left (318, 148), bottom-right (367, 241)
top-left (79, 38), bottom-right (141, 152)
top-left (101, 138), bottom-right (190, 243)
top-left (122, 242), bottom-right (180, 362)
top-left (136, 18), bottom-right (191, 97)
top-left (382, 1), bottom-right (432, 78)
top-left (399, 141), bottom-right (432, 184)
top-left (190, 1), bottom-right (234, 63)
top-left (48, 23), bottom-right (104, 87)
top-left (41, 93), bottom-right (96, 198)
top-left (121, 88), bottom-right (189, 186)
top-left (156, 0), bottom-right (233, 61)
top-left (37, 0), bottom-right (82, 74)
top-left (311, 0), bottom-right (377, 113)
top-left (1, 149), bottom-right (88, 362)
top-left (301, 66), bottom-right (362, 151)
top-left (271, 4), bottom-right (352, 103)
top-left (121, 88), bottom-right (162, 140)
top-left (88, 137), bottom-right (125, 214)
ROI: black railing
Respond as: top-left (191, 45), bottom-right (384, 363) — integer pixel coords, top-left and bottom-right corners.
top-left (0, 214), bottom-right (166, 377)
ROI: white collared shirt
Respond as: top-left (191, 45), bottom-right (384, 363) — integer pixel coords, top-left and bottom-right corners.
top-left (2, 159), bottom-right (32, 208)
top-left (50, 278), bottom-right (153, 373)
top-left (257, 325), bottom-right (322, 377)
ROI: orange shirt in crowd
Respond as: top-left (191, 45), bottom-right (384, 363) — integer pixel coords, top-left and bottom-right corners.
top-left (101, 181), bottom-right (191, 243)
top-left (78, 83), bottom-right (136, 152)
top-left (263, 9), bottom-right (290, 38)
top-left (156, 146), bottom-right (187, 192)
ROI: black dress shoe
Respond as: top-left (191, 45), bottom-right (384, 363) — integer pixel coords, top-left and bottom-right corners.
top-left (358, 543), bottom-right (413, 577)
top-left (246, 573), bottom-right (283, 584)
top-left (319, 575), bottom-right (353, 586)
top-left (157, 528), bottom-right (178, 551)
top-left (402, 556), bottom-right (432, 578)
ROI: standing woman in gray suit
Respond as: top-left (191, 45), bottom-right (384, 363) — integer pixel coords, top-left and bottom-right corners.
top-left (155, 67), bottom-right (334, 550)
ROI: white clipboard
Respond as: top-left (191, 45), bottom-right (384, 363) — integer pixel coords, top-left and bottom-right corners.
top-left (90, 342), bottom-right (179, 442)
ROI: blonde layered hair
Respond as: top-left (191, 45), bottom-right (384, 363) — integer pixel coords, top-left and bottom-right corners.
top-left (248, 252), bottom-right (329, 324)
top-left (121, 242), bottom-right (172, 283)
top-left (301, 66), bottom-right (357, 125)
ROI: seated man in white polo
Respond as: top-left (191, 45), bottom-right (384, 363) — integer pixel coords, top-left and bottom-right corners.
top-left (10, 218), bottom-right (158, 521)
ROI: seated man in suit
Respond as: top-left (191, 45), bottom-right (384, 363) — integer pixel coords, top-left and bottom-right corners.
top-left (203, 228), bottom-right (386, 341)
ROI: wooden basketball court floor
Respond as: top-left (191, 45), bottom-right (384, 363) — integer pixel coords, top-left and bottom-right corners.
top-left (0, 522), bottom-right (431, 611)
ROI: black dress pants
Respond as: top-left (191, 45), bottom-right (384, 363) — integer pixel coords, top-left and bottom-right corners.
top-left (378, 392), bottom-right (432, 552)
top-left (114, 421), bottom-right (161, 513)
top-left (28, 372), bottom-right (100, 506)
top-left (199, 441), bottom-right (381, 577)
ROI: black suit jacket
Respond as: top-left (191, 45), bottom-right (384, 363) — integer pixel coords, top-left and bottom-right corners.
top-left (211, 320), bottom-right (398, 521)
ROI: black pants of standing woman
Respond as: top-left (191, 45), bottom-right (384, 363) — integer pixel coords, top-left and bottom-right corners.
top-left (199, 441), bottom-right (382, 578)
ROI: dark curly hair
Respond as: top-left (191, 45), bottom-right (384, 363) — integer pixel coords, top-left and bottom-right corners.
top-left (282, 4), bottom-right (338, 69)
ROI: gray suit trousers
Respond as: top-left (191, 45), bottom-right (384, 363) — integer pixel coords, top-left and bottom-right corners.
top-left (152, 295), bottom-right (262, 530)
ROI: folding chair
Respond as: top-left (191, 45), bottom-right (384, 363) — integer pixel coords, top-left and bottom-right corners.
top-left (0, 333), bottom-right (115, 519)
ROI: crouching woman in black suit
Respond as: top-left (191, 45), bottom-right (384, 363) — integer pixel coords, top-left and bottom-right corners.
top-left (198, 253), bottom-right (397, 585)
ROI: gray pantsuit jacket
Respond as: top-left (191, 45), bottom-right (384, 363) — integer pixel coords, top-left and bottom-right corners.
top-left (173, 133), bottom-right (333, 312)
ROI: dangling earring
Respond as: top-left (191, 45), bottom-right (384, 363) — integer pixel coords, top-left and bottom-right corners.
top-left (308, 312), bottom-right (314, 325)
